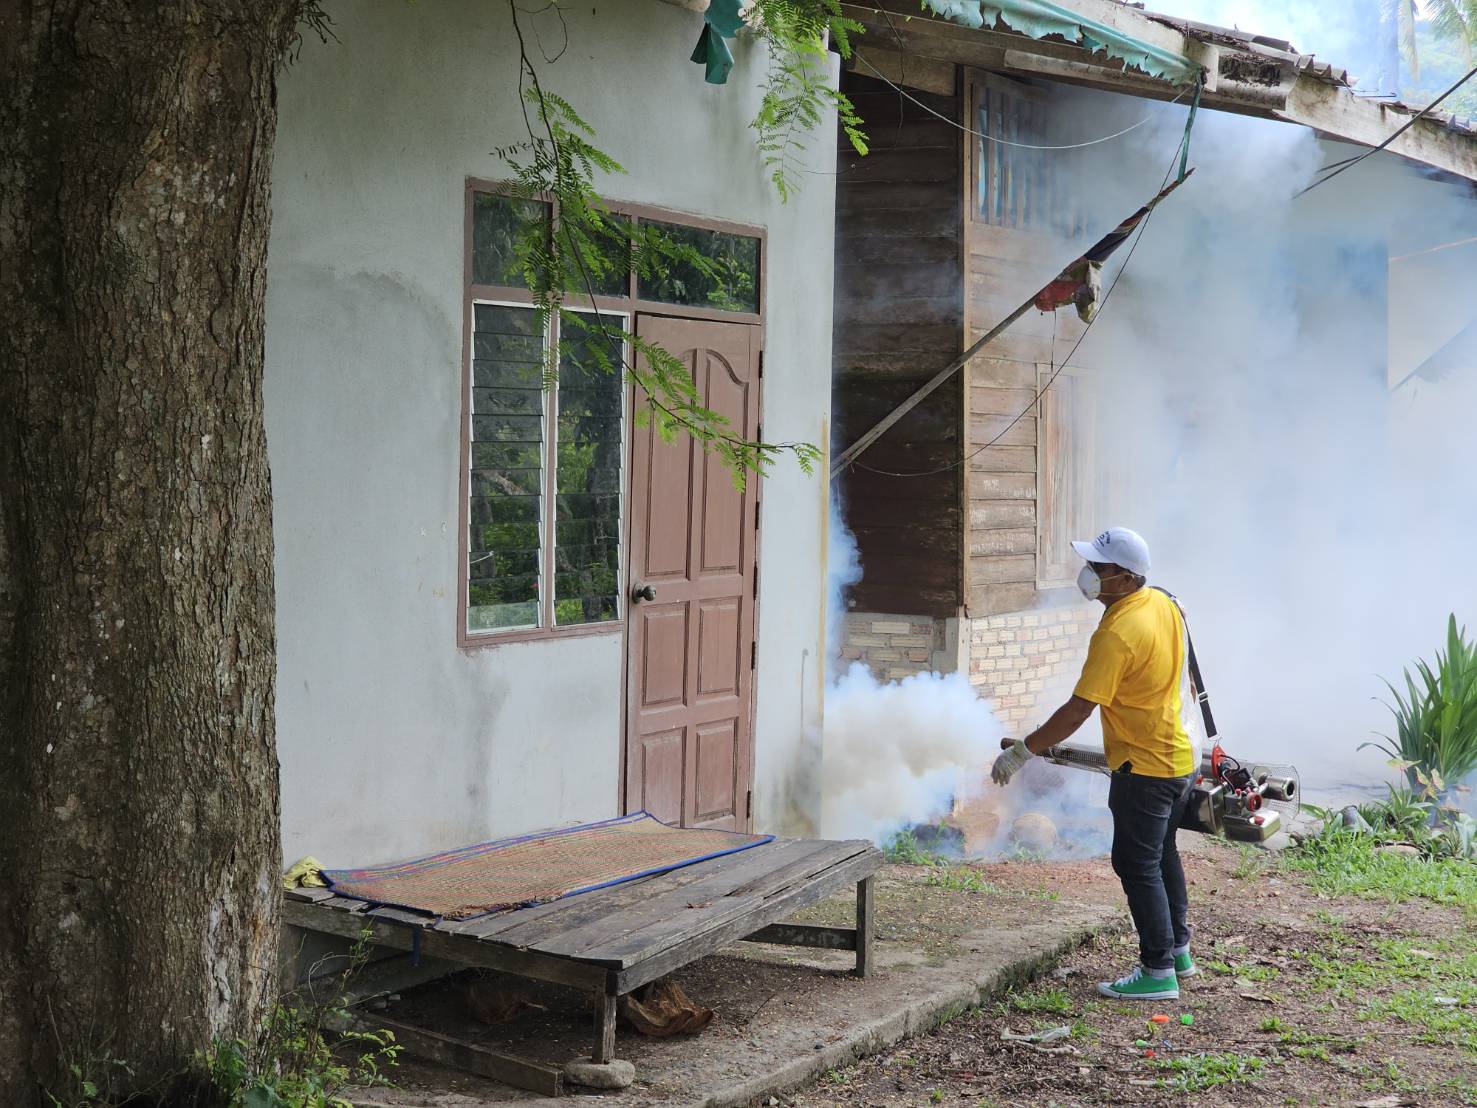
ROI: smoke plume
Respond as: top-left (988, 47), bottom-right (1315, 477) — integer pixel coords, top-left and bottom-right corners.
top-left (1041, 67), bottom-right (1477, 797)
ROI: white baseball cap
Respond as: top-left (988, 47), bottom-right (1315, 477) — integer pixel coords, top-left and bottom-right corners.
top-left (1072, 527), bottom-right (1151, 576)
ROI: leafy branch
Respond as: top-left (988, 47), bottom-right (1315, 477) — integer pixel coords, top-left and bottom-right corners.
top-left (504, 0), bottom-right (821, 486)
top-left (748, 0), bottom-right (868, 200)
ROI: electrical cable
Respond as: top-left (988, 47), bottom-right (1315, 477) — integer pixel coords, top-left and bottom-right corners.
top-left (1295, 62), bottom-right (1477, 198)
top-left (852, 120), bottom-right (1189, 480)
top-left (854, 51), bottom-right (1192, 150)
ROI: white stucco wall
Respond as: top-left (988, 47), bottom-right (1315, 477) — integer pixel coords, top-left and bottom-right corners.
top-left (266, 0), bottom-right (835, 864)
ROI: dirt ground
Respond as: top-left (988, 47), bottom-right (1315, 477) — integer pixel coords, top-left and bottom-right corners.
top-left (790, 838), bottom-right (1477, 1108)
top-left (345, 834), bottom-right (1475, 1107)
top-left (346, 866), bottom-right (1118, 1106)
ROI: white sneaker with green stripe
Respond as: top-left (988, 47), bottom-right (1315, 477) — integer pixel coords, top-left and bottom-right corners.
top-left (1096, 966), bottom-right (1180, 1001)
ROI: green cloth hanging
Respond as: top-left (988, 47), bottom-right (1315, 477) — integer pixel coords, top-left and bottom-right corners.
top-left (705, 0), bottom-right (745, 37)
top-left (690, 0), bottom-right (744, 85)
top-left (691, 23), bottom-right (735, 84)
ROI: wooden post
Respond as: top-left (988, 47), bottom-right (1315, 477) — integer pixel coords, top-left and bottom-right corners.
top-left (854, 876), bottom-right (875, 978)
top-left (593, 989), bottom-right (618, 1063)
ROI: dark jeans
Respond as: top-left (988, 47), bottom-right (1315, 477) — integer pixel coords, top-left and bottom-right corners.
top-left (1108, 769), bottom-right (1194, 972)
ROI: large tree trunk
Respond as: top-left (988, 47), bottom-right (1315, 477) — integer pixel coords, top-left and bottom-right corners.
top-left (0, 2), bottom-right (300, 1100)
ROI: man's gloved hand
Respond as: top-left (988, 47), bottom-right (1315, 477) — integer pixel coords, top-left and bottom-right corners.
top-left (991, 740), bottom-right (1032, 787)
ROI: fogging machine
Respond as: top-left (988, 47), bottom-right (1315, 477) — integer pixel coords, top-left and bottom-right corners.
top-left (1001, 736), bottom-right (1299, 842)
top-left (1003, 589), bottom-right (1301, 843)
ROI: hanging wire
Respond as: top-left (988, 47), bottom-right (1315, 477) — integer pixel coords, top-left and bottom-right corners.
top-left (852, 117), bottom-right (1191, 480)
top-left (1295, 62), bottom-right (1477, 198)
top-left (853, 51), bottom-right (1193, 150)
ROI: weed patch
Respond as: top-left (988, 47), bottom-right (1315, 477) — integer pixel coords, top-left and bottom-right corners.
top-left (1004, 987), bottom-right (1074, 1016)
top-left (924, 867), bottom-right (997, 894)
top-left (1154, 1051), bottom-right (1267, 1093)
top-left (1283, 827), bottom-right (1477, 916)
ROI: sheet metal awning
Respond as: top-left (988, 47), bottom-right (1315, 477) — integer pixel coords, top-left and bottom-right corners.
top-left (923, 0), bottom-right (1199, 84)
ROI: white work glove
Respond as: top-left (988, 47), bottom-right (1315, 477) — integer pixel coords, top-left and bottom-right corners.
top-left (992, 740), bottom-right (1033, 787)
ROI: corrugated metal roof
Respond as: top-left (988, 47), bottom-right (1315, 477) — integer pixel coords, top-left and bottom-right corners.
top-left (1142, 9), bottom-right (1351, 87)
top-left (1139, 3), bottom-right (1474, 137)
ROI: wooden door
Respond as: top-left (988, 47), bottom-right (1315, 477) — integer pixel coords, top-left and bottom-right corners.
top-left (625, 317), bottom-right (760, 830)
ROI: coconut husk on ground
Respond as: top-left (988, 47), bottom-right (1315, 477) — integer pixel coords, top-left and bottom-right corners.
top-left (618, 977), bottom-right (714, 1037)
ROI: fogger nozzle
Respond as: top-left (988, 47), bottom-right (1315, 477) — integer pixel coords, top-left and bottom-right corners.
top-left (1258, 774), bottom-right (1296, 802)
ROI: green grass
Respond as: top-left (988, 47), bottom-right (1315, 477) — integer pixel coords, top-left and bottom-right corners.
top-left (882, 829), bottom-right (945, 866)
top-left (1282, 826), bottom-right (1477, 916)
top-left (925, 866), bottom-right (998, 894)
top-left (1287, 927), bottom-right (1477, 1059)
top-left (1231, 846), bottom-right (1268, 879)
top-left (1365, 986), bottom-right (1477, 1057)
top-left (1258, 1017), bottom-right (1289, 1033)
top-left (1005, 987), bottom-right (1074, 1016)
top-left (1154, 1051), bottom-right (1268, 1093)
top-left (1236, 964), bottom-right (1280, 983)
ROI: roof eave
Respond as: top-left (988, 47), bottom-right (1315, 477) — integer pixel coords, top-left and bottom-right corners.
top-left (841, 0), bottom-right (1477, 183)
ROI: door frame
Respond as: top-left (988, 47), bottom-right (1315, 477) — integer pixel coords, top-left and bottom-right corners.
top-left (619, 311), bottom-right (765, 830)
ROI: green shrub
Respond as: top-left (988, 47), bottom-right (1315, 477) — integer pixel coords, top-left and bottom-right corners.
top-left (205, 1004), bottom-right (400, 1108)
top-left (1363, 615), bottom-right (1477, 798)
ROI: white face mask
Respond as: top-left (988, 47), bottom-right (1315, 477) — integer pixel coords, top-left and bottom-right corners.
top-left (1077, 564), bottom-right (1101, 601)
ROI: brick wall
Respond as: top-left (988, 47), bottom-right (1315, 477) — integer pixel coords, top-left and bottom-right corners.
top-left (967, 603), bottom-right (1099, 730)
top-left (837, 613), bottom-right (949, 682)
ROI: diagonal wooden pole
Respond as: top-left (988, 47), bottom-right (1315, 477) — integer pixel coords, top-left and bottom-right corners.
top-left (829, 296), bottom-right (1037, 480)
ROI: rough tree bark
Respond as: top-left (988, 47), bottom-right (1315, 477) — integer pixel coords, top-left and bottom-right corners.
top-left (0, 2), bottom-right (302, 1100)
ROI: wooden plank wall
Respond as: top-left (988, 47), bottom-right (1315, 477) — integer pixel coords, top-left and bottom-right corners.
top-left (963, 74), bottom-right (1089, 617)
top-left (831, 70), bottom-right (964, 617)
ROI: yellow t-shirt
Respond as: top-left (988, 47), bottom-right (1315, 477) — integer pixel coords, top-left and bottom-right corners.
top-left (1073, 587), bottom-right (1195, 778)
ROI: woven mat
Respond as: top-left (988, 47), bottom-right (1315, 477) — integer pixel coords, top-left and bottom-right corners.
top-left (323, 813), bottom-right (773, 920)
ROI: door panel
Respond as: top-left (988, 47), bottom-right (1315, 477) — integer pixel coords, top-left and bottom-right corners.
top-left (637, 730), bottom-right (684, 825)
top-left (625, 317), bottom-right (759, 831)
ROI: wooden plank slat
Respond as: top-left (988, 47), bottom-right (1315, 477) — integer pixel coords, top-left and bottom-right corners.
top-left (528, 839), bottom-right (836, 960)
top-left (848, 44), bottom-right (956, 97)
top-left (970, 473), bottom-right (1037, 500)
top-left (742, 923), bottom-right (858, 951)
top-left (366, 906), bottom-right (436, 928)
top-left (281, 901), bottom-right (608, 991)
top-left (436, 896), bottom-right (579, 940)
top-left (612, 848), bottom-right (884, 993)
top-left (972, 580), bottom-right (1043, 617)
top-left (968, 446), bottom-right (1036, 474)
top-left (491, 839), bottom-right (799, 950)
top-left (857, 875), bottom-right (876, 978)
top-left (585, 841), bottom-right (872, 967)
top-left (970, 553), bottom-right (1036, 585)
top-left (318, 895), bottom-right (369, 912)
top-left (970, 500), bottom-right (1037, 529)
top-left (834, 295), bottom-right (961, 328)
top-left (969, 526), bottom-right (1035, 555)
top-left (363, 1015), bottom-right (563, 1097)
top-left (284, 886), bottom-right (335, 903)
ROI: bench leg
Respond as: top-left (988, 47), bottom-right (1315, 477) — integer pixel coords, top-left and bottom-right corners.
top-left (593, 989), bottom-right (618, 1063)
top-left (855, 875), bottom-right (875, 978)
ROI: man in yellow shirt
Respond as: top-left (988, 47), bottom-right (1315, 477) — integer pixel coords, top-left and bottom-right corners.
top-left (991, 527), bottom-right (1198, 1002)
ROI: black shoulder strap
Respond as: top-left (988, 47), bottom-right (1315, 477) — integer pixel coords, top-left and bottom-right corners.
top-left (1152, 586), bottom-right (1218, 741)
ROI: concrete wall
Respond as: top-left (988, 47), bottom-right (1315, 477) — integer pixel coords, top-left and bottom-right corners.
top-left (266, 0), bottom-right (836, 865)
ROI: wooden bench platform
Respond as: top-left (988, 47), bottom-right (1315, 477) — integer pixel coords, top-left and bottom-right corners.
top-left (284, 835), bottom-right (883, 1094)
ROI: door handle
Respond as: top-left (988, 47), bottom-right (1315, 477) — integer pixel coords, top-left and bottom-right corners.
top-left (631, 584), bottom-right (657, 603)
